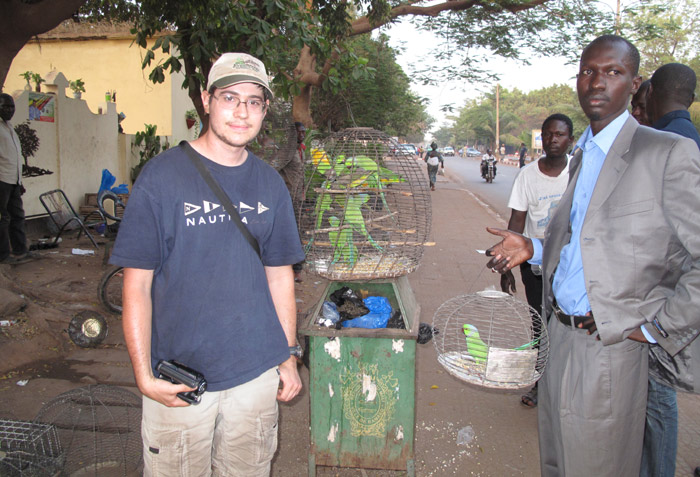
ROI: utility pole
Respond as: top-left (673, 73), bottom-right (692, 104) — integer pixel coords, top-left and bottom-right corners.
top-left (495, 83), bottom-right (500, 155)
top-left (615, 0), bottom-right (621, 34)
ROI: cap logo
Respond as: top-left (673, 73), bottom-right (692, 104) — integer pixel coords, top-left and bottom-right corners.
top-left (232, 58), bottom-right (263, 73)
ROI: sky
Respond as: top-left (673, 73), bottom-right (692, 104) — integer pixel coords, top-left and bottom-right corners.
top-left (382, 19), bottom-right (580, 137)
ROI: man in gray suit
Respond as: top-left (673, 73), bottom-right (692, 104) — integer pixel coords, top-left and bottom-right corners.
top-left (485, 35), bottom-right (700, 476)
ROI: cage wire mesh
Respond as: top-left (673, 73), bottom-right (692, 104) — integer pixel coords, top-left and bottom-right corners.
top-left (299, 128), bottom-right (431, 280)
top-left (0, 419), bottom-right (63, 476)
top-left (247, 100), bottom-right (305, 209)
top-left (32, 385), bottom-right (142, 476)
top-left (432, 290), bottom-right (549, 390)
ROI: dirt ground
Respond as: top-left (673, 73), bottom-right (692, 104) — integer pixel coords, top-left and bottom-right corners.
top-left (0, 227), bottom-right (541, 476)
top-left (1, 179), bottom-right (698, 476)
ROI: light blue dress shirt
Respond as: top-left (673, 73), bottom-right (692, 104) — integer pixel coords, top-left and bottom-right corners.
top-left (530, 111), bottom-right (657, 342)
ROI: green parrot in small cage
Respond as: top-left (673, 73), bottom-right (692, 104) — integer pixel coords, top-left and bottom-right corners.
top-left (463, 324), bottom-right (489, 364)
top-left (462, 323), bottom-right (540, 364)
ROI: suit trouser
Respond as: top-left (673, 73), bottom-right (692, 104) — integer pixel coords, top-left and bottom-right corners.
top-left (142, 367), bottom-right (280, 477)
top-left (538, 315), bottom-right (648, 477)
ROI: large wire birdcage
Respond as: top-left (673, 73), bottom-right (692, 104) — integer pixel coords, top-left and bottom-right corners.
top-left (33, 385), bottom-right (142, 476)
top-left (248, 101), bottom-right (298, 172)
top-left (432, 290), bottom-right (549, 390)
top-left (299, 128), bottom-right (431, 280)
top-left (248, 100), bottom-right (304, 205)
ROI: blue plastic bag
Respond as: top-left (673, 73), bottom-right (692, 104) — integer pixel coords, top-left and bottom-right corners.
top-left (341, 296), bottom-right (392, 329)
top-left (111, 184), bottom-right (129, 194)
top-left (99, 169), bottom-right (116, 193)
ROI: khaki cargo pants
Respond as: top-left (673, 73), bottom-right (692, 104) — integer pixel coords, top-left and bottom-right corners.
top-left (142, 367), bottom-right (280, 477)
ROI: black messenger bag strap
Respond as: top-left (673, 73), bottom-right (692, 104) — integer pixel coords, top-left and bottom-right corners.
top-left (179, 141), bottom-right (262, 259)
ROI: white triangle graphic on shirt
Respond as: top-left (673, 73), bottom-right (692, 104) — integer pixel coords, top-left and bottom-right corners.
top-left (184, 202), bottom-right (201, 216)
top-left (258, 202), bottom-right (269, 214)
top-left (239, 202), bottom-right (254, 213)
top-left (241, 216), bottom-right (248, 224)
top-left (203, 200), bottom-right (220, 213)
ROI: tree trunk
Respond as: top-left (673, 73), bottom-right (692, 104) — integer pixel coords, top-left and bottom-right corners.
top-left (0, 0), bottom-right (87, 89)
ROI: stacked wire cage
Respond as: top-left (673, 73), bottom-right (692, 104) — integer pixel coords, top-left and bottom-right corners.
top-left (0, 419), bottom-right (63, 476)
top-left (299, 128), bottom-right (431, 280)
top-left (33, 385), bottom-right (143, 476)
top-left (432, 290), bottom-right (549, 390)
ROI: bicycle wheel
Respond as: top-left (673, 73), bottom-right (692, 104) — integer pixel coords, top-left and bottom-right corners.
top-left (98, 266), bottom-right (124, 314)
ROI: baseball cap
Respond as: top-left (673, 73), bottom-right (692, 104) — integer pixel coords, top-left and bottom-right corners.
top-left (207, 52), bottom-right (273, 96)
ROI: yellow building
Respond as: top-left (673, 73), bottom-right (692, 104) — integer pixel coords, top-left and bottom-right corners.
top-left (5, 21), bottom-right (195, 138)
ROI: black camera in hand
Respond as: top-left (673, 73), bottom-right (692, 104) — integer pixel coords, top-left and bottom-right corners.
top-left (156, 360), bottom-right (207, 405)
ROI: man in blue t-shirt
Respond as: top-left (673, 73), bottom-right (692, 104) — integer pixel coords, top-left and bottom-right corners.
top-left (111, 52), bottom-right (305, 476)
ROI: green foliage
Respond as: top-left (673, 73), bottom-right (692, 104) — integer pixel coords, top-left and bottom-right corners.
top-left (311, 34), bottom-right (429, 137)
top-left (613, 0), bottom-right (699, 79)
top-left (185, 109), bottom-right (198, 120)
top-left (19, 71), bottom-right (32, 82)
top-left (13, 121), bottom-right (40, 164)
top-left (444, 84), bottom-right (587, 150)
top-left (30, 72), bottom-right (45, 90)
top-left (69, 78), bottom-right (86, 93)
top-left (131, 124), bottom-right (167, 181)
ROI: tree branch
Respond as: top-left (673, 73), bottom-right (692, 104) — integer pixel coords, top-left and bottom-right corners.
top-left (351, 0), bottom-right (551, 35)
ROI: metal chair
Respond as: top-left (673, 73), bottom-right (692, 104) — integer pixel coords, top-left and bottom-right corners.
top-left (39, 189), bottom-right (100, 248)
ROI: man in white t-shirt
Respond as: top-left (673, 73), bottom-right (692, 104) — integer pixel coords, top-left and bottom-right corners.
top-left (501, 113), bottom-right (574, 408)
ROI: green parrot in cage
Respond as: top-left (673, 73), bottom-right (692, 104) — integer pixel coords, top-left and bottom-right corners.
top-left (339, 193), bottom-right (383, 251)
top-left (345, 155), bottom-right (403, 184)
top-left (463, 324), bottom-right (489, 364)
top-left (327, 216), bottom-right (357, 264)
top-left (462, 323), bottom-right (540, 365)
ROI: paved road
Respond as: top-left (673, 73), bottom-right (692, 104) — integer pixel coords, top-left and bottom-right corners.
top-left (440, 155), bottom-right (520, 219)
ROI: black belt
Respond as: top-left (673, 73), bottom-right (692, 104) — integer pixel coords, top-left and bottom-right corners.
top-left (552, 299), bottom-right (591, 328)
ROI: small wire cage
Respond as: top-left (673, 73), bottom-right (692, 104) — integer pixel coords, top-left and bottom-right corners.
top-left (299, 128), bottom-right (431, 280)
top-left (432, 290), bottom-right (549, 390)
top-left (0, 419), bottom-right (63, 476)
top-left (33, 385), bottom-right (142, 476)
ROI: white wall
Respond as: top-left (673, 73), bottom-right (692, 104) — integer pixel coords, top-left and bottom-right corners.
top-left (13, 72), bottom-right (148, 218)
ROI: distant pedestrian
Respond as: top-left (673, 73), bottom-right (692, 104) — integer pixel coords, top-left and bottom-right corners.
top-left (0, 93), bottom-right (30, 265)
top-left (639, 62), bottom-right (700, 477)
top-left (502, 114), bottom-right (573, 408)
top-left (423, 142), bottom-right (444, 191)
top-left (518, 142), bottom-right (527, 168)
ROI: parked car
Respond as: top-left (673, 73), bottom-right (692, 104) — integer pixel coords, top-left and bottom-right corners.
top-left (400, 144), bottom-right (418, 156)
top-left (443, 146), bottom-right (455, 156)
top-left (465, 147), bottom-right (481, 157)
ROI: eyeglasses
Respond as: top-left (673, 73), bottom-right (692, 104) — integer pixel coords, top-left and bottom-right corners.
top-left (212, 92), bottom-right (267, 114)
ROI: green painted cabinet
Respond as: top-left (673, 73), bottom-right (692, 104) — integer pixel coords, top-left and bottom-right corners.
top-left (299, 276), bottom-right (419, 476)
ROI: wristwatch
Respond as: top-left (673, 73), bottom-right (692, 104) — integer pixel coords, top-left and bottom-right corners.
top-left (289, 345), bottom-right (304, 359)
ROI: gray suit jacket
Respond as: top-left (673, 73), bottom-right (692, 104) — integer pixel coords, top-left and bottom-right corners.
top-left (541, 116), bottom-right (700, 390)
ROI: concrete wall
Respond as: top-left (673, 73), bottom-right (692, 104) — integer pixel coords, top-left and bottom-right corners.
top-left (5, 27), bottom-right (196, 137)
top-left (13, 72), bottom-right (144, 218)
